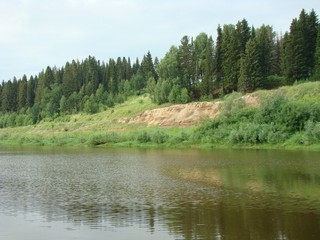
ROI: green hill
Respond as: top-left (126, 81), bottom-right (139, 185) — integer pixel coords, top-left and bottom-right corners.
top-left (0, 81), bottom-right (320, 150)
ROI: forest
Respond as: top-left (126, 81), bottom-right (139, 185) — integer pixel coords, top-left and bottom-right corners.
top-left (0, 9), bottom-right (319, 128)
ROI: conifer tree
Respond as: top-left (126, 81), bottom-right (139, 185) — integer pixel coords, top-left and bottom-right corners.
top-left (116, 57), bottom-right (123, 82)
top-left (18, 75), bottom-right (28, 110)
top-left (62, 61), bottom-right (79, 97)
top-left (0, 82), bottom-right (2, 110)
top-left (12, 77), bottom-right (18, 112)
top-left (314, 25), bottom-right (320, 80)
top-left (178, 36), bottom-right (193, 90)
top-left (222, 24), bottom-right (241, 93)
top-left (201, 37), bottom-right (214, 96)
top-left (27, 76), bottom-right (36, 108)
top-left (271, 36), bottom-right (282, 76)
top-left (214, 25), bottom-right (224, 92)
top-left (256, 25), bottom-right (274, 80)
top-left (126, 57), bottom-right (132, 80)
top-left (304, 9), bottom-right (318, 76)
top-left (132, 58), bottom-right (140, 75)
top-left (1, 81), bottom-right (13, 112)
top-left (236, 19), bottom-right (251, 54)
top-left (282, 9), bottom-right (319, 83)
top-left (238, 38), bottom-right (262, 93)
top-left (141, 51), bottom-right (157, 80)
top-left (108, 59), bottom-right (118, 95)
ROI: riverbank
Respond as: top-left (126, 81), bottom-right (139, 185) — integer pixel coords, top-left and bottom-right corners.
top-left (1, 82), bottom-right (320, 151)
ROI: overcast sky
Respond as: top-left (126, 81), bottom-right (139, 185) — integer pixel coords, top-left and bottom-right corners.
top-left (0, 0), bottom-right (319, 81)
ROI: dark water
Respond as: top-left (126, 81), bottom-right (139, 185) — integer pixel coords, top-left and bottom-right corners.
top-left (0, 147), bottom-right (320, 240)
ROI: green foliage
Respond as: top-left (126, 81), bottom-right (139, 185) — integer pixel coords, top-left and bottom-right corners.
top-left (201, 36), bottom-right (214, 96)
top-left (196, 89), bottom-right (320, 146)
top-left (0, 8), bottom-right (318, 134)
top-left (84, 94), bottom-right (99, 114)
top-left (136, 131), bottom-right (151, 143)
top-left (157, 46), bottom-right (179, 79)
top-left (88, 132), bottom-right (120, 146)
top-left (140, 51), bottom-right (157, 80)
top-left (153, 79), bottom-right (172, 104)
top-left (258, 95), bottom-right (320, 133)
top-left (238, 38), bottom-right (262, 93)
top-left (222, 24), bottom-right (241, 93)
top-left (282, 10), bottom-right (319, 83)
top-left (314, 25), bottom-right (320, 80)
top-left (261, 75), bottom-right (285, 89)
top-left (219, 92), bottom-right (245, 118)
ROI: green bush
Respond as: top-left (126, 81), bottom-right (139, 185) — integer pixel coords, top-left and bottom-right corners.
top-left (136, 131), bottom-right (151, 143)
top-left (301, 121), bottom-right (320, 144)
top-left (219, 92), bottom-right (245, 118)
top-left (88, 132), bottom-right (120, 146)
top-left (150, 130), bottom-right (169, 144)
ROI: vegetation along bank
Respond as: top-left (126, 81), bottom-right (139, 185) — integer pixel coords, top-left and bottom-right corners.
top-left (0, 9), bottom-right (320, 149)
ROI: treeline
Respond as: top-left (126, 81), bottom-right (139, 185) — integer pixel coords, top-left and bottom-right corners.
top-left (0, 9), bottom-right (319, 128)
top-left (0, 53), bottom-right (158, 127)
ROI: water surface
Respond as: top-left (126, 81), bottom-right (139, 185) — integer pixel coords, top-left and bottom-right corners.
top-left (0, 147), bottom-right (320, 239)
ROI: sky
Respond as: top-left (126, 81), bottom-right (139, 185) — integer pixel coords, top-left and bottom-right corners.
top-left (0, 0), bottom-right (319, 81)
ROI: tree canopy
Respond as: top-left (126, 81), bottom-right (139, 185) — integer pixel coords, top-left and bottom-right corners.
top-left (0, 9), bottom-right (319, 128)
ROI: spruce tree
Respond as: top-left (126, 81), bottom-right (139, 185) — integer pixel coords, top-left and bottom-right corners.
top-left (214, 25), bottom-right (224, 93)
top-left (201, 37), bottom-right (214, 96)
top-left (238, 38), bottom-right (262, 93)
top-left (222, 24), bottom-right (241, 93)
top-left (132, 58), bottom-right (140, 75)
top-left (108, 59), bottom-right (118, 95)
top-left (126, 57), bottom-right (132, 81)
top-left (236, 19), bottom-right (251, 54)
top-left (116, 57), bottom-right (123, 82)
top-left (256, 25), bottom-right (274, 80)
top-left (141, 51), bottom-right (157, 80)
top-left (12, 78), bottom-right (18, 112)
top-left (306, 9), bottom-right (319, 76)
top-left (62, 61), bottom-right (79, 97)
top-left (282, 9), bottom-right (319, 82)
top-left (0, 82), bottom-right (2, 111)
top-left (178, 36), bottom-right (193, 89)
top-left (1, 81), bottom-right (13, 112)
top-left (27, 76), bottom-right (36, 108)
top-left (314, 25), bottom-right (320, 80)
top-left (271, 35), bottom-right (282, 76)
top-left (18, 75), bottom-right (28, 110)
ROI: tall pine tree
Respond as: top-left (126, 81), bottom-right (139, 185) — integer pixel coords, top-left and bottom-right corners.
top-left (222, 24), bottom-right (241, 93)
top-left (18, 75), bottom-right (28, 110)
top-left (201, 37), bottom-right (214, 96)
top-left (214, 25), bottom-right (224, 93)
top-left (314, 25), bottom-right (320, 80)
top-left (238, 38), bottom-right (262, 93)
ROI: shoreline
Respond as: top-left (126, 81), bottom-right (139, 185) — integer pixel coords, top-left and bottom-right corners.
top-left (1, 131), bottom-right (319, 151)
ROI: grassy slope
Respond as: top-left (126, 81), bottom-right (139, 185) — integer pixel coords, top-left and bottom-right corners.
top-left (0, 95), bottom-right (179, 147)
top-left (0, 82), bottom-right (320, 149)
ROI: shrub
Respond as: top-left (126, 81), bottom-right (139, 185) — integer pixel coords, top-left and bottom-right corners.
top-left (219, 92), bottom-right (245, 118)
top-left (150, 130), bottom-right (169, 144)
top-left (88, 132), bottom-right (120, 146)
top-left (136, 131), bottom-right (151, 143)
top-left (301, 120), bottom-right (320, 144)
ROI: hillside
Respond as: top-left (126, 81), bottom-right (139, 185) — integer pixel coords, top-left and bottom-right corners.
top-left (0, 81), bottom-right (319, 149)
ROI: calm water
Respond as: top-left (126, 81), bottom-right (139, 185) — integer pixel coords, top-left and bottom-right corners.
top-left (0, 147), bottom-right (320, 240)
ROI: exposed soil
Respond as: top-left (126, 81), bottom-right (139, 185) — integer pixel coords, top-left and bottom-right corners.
top-left (118, 94), bottom-right (259, 127)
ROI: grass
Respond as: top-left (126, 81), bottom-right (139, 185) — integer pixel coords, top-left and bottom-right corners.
top-left (0, 82), bottom-right (320, 150)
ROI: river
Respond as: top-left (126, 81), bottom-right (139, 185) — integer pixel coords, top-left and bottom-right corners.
top-left (0, 147), bottom-right (320, 240)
